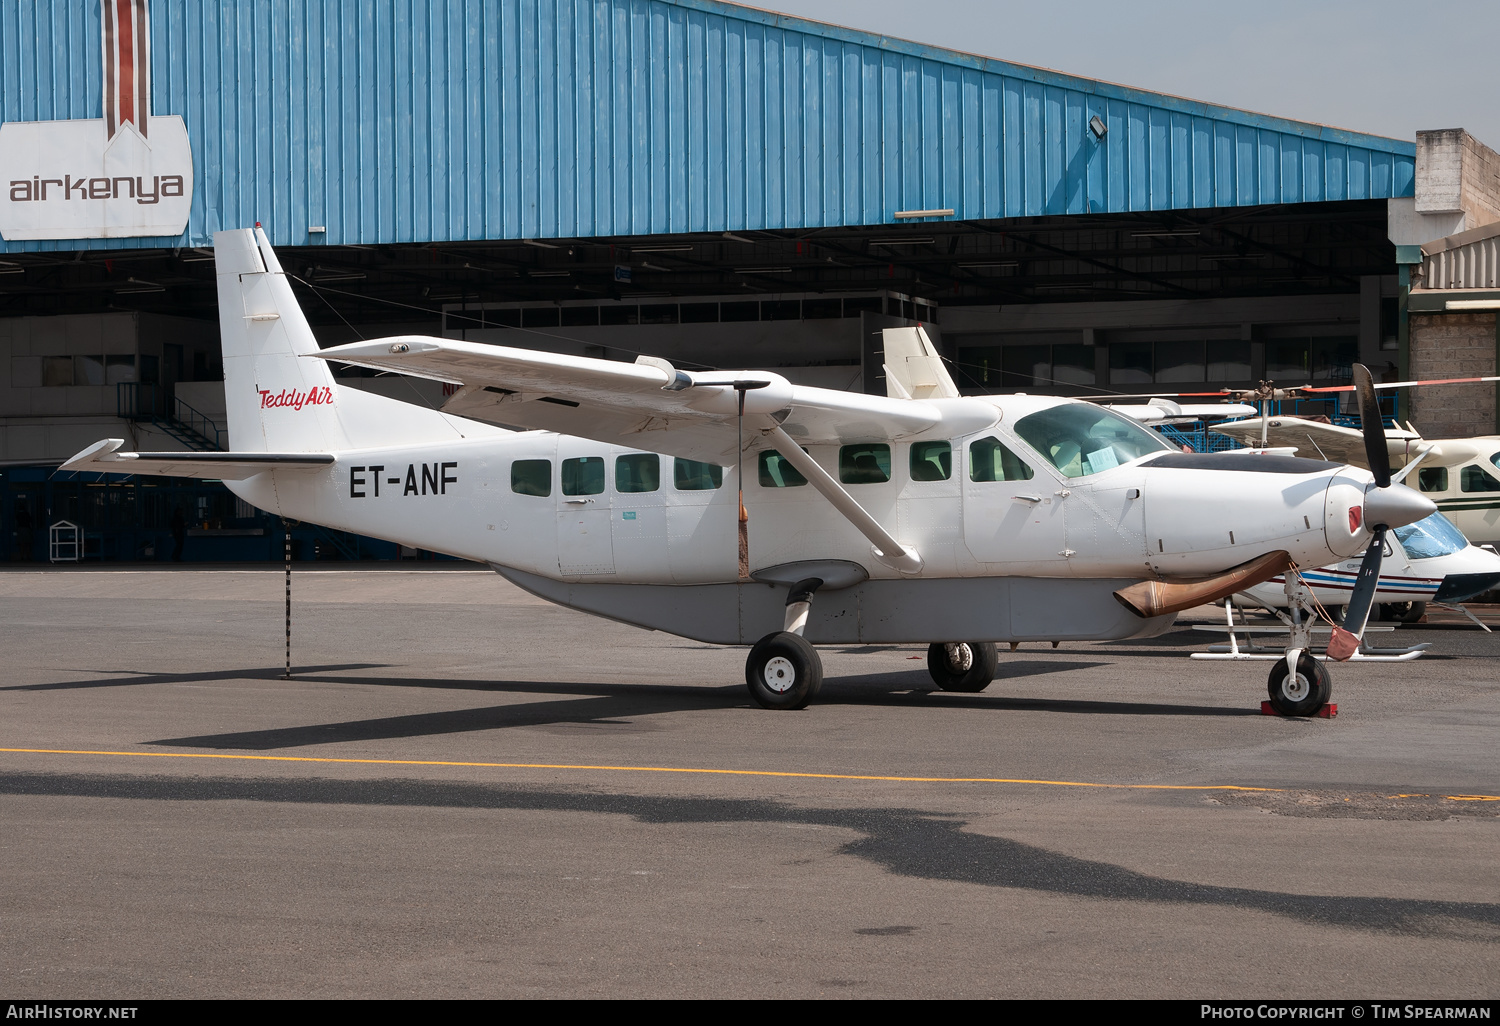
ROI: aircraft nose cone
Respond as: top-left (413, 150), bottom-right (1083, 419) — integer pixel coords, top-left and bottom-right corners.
top-left (1364, 482), bottom-right (1437, 530)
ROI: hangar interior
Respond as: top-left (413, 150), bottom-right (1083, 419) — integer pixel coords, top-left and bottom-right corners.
top-left (2, 0), bottom-right (1496, 562)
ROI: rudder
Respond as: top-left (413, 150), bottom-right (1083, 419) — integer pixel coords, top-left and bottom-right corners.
top-left (216, 227), bottom-right (342, 453)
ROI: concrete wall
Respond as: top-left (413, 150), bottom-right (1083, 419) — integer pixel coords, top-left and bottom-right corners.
top-left (1416, 130), bottom-right (1500, 226)
top-left (1408, 311), bottom-right (1497, 438)
top-left (0, 311), bottom-right (222, 465)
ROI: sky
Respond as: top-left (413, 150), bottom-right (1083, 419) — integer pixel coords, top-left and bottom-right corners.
top-left (755, 1), bottom-right (1500, 147)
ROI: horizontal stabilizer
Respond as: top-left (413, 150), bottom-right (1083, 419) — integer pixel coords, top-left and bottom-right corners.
top-left (61, 439), bottom-right (334, 480)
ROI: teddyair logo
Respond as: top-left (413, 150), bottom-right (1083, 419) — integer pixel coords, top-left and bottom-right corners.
top-left (259, 386), bottom-right (333, 411)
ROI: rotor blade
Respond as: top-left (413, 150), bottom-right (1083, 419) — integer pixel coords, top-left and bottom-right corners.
top-left (1301, 374), bottom-right (1500, 394)
top-left (1338, 527), bottom-right (1386, 645)
top-left (1353, 363), bottom-right (1391, 488)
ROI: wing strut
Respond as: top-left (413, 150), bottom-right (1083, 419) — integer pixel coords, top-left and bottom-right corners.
top-left (761, 425), bottom-right (923, 575)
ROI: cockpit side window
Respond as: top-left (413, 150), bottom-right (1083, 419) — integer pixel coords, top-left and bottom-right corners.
top-left (1461, 465), bottom-right (1500, 493)
top-left (968, 436), bottom-right (1034, 483)
top-left (1013, 403), bottom-right (1173, 479)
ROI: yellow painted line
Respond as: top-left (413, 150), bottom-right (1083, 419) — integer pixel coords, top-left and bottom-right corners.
top-left (0, 746), bottom-right (1284, 791)
top-left (3, 748), bottom-right (1497, 801)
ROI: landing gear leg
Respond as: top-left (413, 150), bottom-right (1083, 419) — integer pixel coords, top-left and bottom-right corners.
top-left (1267, 572), bottom-right (1333, 716)
top-left (745, 577), bottom-right (825, 710)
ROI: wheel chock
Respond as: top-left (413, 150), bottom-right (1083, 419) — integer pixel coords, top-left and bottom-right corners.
top-left (1260, 701), bottom-right (1338, 718)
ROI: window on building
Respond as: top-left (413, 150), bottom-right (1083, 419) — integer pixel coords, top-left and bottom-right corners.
top-left (639, 304), bottom-right (678, 325)
top-left (75, 354), bottom-right (105, 386)
top-left (42, 357), bottom-right (74, 387)
top-left (720, 301), bottom-right (759, 322)
top-left (968, 436), bottom-right (1034, 482)
top-left (839, 444), bottom-right (891, 484)
top-left (909, 441), bottom-right (952, 482)
top-left (1207, 342), bottom-right (1252, 382)
top-left (1154, 341), bottom-right (1206, 383)
top-left (615, 453), bottom-right (660, 493)
top-left (599, 305), bottom-right (639, 326)
top-left (673, 459), bottom-right (723, 490)
top-left (561, 307), bottom-right (600, 327)
top-left (758, 450), bottom-right (807, 488)
top-left (510, 459), bottom-right (552, 497)
top-left (105, 355), bottom-right (137, 385)
top-left (522, 307), bottom-right (560, 327)
top-left (561, 456), bottom-right (605, 495)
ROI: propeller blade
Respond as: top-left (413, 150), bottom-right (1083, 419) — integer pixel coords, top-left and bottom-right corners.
top-left (1327, 527), bottom-right (1385, 660)
top-left (1352, 363), bottom-right (1391, 488)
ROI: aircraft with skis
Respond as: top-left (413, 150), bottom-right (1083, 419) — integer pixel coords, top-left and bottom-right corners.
top-left (63, 227), bottom-right (1438, 717)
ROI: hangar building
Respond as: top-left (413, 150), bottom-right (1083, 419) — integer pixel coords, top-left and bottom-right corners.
top-left (2, 0), bottom-right (1497, 561)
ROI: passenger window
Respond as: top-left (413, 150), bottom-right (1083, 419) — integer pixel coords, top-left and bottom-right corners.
top-left (969, 436), bottom-right (1034, 482)
top-left (758, 450), bottom-right (808, 488)
top-left (1418, 467), bottom-right (1448, 493)
top-left (1461, 465), bottom-right (1500, 493)
top-left (909, 441), bottom-right (952, 482)
top-left (839, 443), bottom-right (891, 484)
top-left (561, 456), bottom-right (605, 495)
top-left (615, 453), bottom-right (660, 493)
top-left (510, 459), bottom-right (552, 497)
top-left (674, 458), bottom-right (724, 490)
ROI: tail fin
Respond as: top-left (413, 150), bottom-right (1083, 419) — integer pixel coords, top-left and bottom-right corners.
top-left (216, 227), bottom-right (341, 452)
top-left (881, 325), bottom-right (959, 400)
top-left (215, 227), bottom-right (473, 453)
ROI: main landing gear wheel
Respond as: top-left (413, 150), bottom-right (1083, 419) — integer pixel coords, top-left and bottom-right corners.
top-left (1379, 601), bottom-right (1426, 624)
top-left (745, 631), bottom-right (824, 710)
top-left (1265, 653), bottom-right (1333, 717)
top-left (926, 642), bottom-right (999, 693)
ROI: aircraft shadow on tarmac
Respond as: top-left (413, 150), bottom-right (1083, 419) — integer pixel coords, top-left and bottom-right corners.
top-left (143, 662), bottom-right (1252, 751)
top-left (2, 770), bottom-right (1496, 943)
top-left (0, 664), bottom-right (388, 692)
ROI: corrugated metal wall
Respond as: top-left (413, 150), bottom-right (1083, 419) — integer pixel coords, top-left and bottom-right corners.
top-left (0, 0), bottom-right (1417, 252)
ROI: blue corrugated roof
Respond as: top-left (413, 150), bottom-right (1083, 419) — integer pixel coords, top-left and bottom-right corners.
top-left (0, 0), bottom-right (1416, 253)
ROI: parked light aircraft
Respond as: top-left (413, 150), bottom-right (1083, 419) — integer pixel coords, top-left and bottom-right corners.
top-left (1238, 510), bottom-right (1500, 624)
top-left (63, 228), bottom-right (1438, 717)
top-left (1213, 417), bottom-right (1500, 548)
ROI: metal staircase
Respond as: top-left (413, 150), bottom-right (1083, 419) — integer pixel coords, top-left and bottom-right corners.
top-left (117, 383), bottom-right (224, 451)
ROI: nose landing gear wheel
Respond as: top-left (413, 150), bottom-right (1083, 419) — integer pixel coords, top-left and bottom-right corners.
top-left (745, 631), bottom-right (824, 710)
top-left (1265, 652), bottom-right (1332, 717)
top-left (926, 642), bottom-right (999, 693)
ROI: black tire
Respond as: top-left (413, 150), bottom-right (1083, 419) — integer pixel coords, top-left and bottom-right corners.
top-left (926, 642), bottom-right (999, 693)
top-left (1388, 601), bottom-right (1426, 623)
top-left (1265, 653), bottom-right (1333, 717)
top-left (745, 632), bottom-right (823, 710)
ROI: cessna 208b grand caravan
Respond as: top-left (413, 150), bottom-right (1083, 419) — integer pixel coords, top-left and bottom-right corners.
top-left (63, 228), bottom-right (1437, 716)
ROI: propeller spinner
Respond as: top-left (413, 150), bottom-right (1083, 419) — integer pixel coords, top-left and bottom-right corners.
top-left (1326, 365), bottom-right (1437, 660)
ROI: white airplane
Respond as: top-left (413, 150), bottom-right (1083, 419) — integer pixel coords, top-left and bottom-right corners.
top-left (1213, 408), bottom-right (1500, 548)
top-left (1239, 509), bottom-right (1500, 625)
top-left (63, 228), bottom-right (1437, 717)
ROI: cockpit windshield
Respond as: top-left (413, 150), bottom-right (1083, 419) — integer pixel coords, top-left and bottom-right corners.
top-left (1392, 512), bottom-right (1470, 560)
top-left (1013, 403), bottom-right (1174, 479)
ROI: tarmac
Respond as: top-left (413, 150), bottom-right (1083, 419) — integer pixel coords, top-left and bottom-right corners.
top-left (1, 565), bottom-right (1497, 999)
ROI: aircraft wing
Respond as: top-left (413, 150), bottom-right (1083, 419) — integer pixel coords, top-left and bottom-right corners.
top-left (1211, 417), bottom-right (1427, 467)
top-left (312, 336), bottom-right (994, 464)
top-left (61, 439), bottom-right (334, 479)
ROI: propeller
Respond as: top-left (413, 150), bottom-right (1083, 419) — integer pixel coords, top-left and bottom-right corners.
top-left (1326, 364), bottom-right (1435, 660)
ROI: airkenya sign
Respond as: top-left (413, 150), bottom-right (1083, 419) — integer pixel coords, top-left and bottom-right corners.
top-left (0, 0), bottom-right (193, 241)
